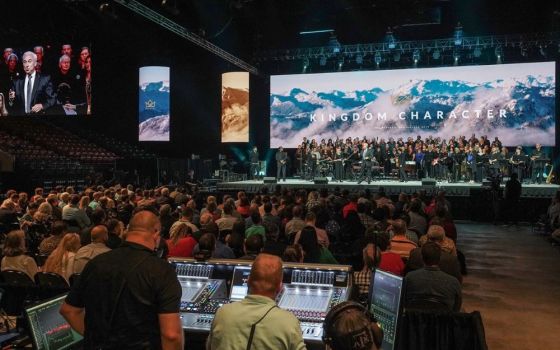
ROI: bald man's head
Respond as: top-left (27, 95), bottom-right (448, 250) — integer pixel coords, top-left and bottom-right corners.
top-left (248, 254), bottom-right (283, 299)
top-left (126, 210), bottom-right (161, 250)
top-left (91, 225), bottom-right (108, 243)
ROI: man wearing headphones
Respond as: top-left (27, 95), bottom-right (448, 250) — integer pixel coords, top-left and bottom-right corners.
top-left (207, 254), bottom-right (305, 350)
top-left (323, 301), bottom-right (383, 350)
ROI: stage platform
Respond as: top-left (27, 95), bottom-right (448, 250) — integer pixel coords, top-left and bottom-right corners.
top-left (216, 178), bottom-right (559, 198)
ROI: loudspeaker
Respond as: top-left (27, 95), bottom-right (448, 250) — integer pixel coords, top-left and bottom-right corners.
top-left (421, 178), bottom-right (436, 186)
top-left (263, 177), bottom-right (277, 184)
top-left (314, 177), bottom-right (328, 184)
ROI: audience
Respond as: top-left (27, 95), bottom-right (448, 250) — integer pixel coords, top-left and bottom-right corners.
top-left (73, 225), bottom-right (110, 274)
top-left (38, 220), bottom-right (67, 255)
top-left (375, 230), bottom-right (405, 277)
top-left (1, 230), bottom-right (38, 279)
top-left (388, 219), bottom-right (417, 259)
top-left (299, 226), bottom-right (338, 264)
top-left (166, 222), bottom-right (196, 258)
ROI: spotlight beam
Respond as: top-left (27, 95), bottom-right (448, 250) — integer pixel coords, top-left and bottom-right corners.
top-left (113, 0), bottom-right (259, 75)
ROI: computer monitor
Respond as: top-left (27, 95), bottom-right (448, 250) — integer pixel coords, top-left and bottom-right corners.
top-left (368, 269), bottom-right (404, 350)
top-left (230, 265), bottom-right (252, 301)
top-left (25, 294), bottom-right (83, 350)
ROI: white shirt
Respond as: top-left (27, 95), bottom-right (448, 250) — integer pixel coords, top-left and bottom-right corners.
top-left (24, 71), bottom-right (36, 113)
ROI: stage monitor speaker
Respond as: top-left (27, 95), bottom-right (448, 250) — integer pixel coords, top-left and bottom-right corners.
top-left (263, 177), bottom-right (277, 184)
top-left (422, 179), bottom-right (436, 186)
top-left (314, 177), bottom-right (328, 185)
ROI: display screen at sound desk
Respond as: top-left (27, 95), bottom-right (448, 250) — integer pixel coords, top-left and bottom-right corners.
top-left (179, 277), bottom-right (209, 303)
top-left (368, 270), bottom-right (404, 350)
top-left (278, 285), bottom-right (333, 312)
top-left (230, 266), bottom-right (251, 301)
top-left (25, 294), bottom-right (83, 350)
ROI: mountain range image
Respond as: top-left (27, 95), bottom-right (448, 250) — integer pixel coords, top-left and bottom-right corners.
top-left (222, 86), bottom-right (249, 142)
top-left (270, 75), bottom-right (555, 148)
top-left (139, 80), bottom-right (170, 141)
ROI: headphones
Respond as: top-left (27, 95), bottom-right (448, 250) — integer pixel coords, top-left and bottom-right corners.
top-left (323, 301), bottom-right (383, 350)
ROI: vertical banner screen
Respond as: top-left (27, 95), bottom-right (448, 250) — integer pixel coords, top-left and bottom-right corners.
top-left (139, 66), bottom-right (170, 141)
top-left (222, 72), bottom-right (249, 142)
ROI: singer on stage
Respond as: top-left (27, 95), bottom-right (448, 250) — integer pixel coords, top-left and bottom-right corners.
top-left (249, 146), bottom-right (259, 180)
top-left (276, 146), bottom-right (287, 181)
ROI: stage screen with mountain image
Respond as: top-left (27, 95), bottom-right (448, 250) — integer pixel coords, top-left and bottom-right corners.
top-left (270, 62), bottom-right (555, 148)
top-left (222, 72), bottom-right (249, 142)
top-left (139, 66), bottom-right (170, 141)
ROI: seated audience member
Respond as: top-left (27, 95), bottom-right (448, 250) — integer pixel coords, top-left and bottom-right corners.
top-left (418, 224), bottom-right (457, 255)
top-left (353, 243), bottom-right (379, 302)
top-left (239, 234), bottom-right (264, 260)
top-left (404, 242), bottom-right (462, 312)
top-left (215, 202), bottom-right (239, 232)
top-left (166, 222), bottom-right (197, 258)
top-left (207, 254), bottom-right (305, 350)
top-left (226, 221), bottom-right (245, 258)
top-left (47, 194), bottom-right (63, 220)
top-left (194, 233), bottom-right (215, 261)
top-left (323, 301), bottom-right (383, 350)
top-left (285, 205), bottom-right (306, 237)
top-left (262, 222), bottom-right (286, 258)
top-left (299, 226), bottom-right (338, 264)
top-left (158, 204), bottom-right (175, 240)
top-left (282, 244), bottom-right (304, 263)
top-left (262, 201), bottom-right (281, 232)
top-left (245, 211), bottom-right (266, 241)
top-left (62, 194), bottom-right (91, 230)
top-left (376, 230), bottom-right (405, 277)
top-left (407, 198), bottom-right (428, 236)
top-left (73, 225), bottom-right (111, 274)
top-left (388, 219), bottom-right (417, 259)
top-left (236, 196), bottom-right (251, 218)
top-left (294, 211), bottom-right (330, 248)
top-left (399, 214), bottom-right (419, 245)
top-left (429, 206), bottom-right (457, 242)
top-left (80, 209), bottom-right (106, 246)
top-left (407, 225), bottom-right (461, 282)
top-left (169, 207), bottom-right (199, 237)
top-left (192, 231), bottom-right (235, 260)
top-left (1, 230), bottom-right (38, 279)
top-left (43, 233), bottom-right (81, 281)
top-left (105, 218), bottom-right (125, 249)
top-left (38, 220), bottom-right (67, 255)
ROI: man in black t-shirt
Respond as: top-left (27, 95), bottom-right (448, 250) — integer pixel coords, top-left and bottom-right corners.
top-left (60, 211), bottom-right (183, 349)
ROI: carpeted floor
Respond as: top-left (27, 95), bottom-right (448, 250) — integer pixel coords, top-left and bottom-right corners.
top-left (458, 223), bottom-right (560, 350)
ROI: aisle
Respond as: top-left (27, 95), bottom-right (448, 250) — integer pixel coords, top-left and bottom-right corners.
top-left (458, 223), bottom-right (560, 350)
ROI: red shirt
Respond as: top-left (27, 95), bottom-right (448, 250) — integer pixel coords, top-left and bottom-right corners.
top-left (167, 236), bottom-right (197, 258)
top-left (379, 251), bottom-right (405, 276)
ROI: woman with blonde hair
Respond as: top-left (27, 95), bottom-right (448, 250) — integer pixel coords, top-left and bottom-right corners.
top-left (43, 233), bottom-right (81, 281)
top-left (1, 230), bottom-right (38, 279)
top-left (166, 222), bottom-right (196, 258)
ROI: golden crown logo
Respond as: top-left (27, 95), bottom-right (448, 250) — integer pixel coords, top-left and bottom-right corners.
top-left (145, 99), bottom-right (156, 109)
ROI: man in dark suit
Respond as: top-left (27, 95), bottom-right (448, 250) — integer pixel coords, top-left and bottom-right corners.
top-left (249, 146), bottom-right (260, 180)
top-left (8, 51), bottom-right (55, 115)
top-left (276, 146), bottom-right (287, 181)
top-left (357, 142), bottom-right (374, 184)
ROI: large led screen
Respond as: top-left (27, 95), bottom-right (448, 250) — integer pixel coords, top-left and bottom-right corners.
top-left (1, 43), bottom-right (92, 115)
top-left (139, 66), bottom-right (170, 141)
top-left (222, 72), bottom-right (249, 142)
top-left (270, 62), bottom-right (555, 147)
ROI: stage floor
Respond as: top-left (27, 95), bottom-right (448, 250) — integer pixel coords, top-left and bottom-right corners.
top-left (216, 178), bottom-right (559, 198)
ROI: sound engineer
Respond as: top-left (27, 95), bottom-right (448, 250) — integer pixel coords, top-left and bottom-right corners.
top-left (207, 254), bottom-right (306, 350)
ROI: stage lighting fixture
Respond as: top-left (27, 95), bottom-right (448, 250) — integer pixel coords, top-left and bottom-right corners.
top-left (432, 49), bottom-right (440, 60)
top-left (374, 52), bottom-right (381, 66)
top-left (454, 23), bottom-right (463, 45)
top-left (320, 56), bottom-right (327, 66)
top-left (385, 28), bottom-right (396, 49)
top-left (393, 52), bottom-right (401, 62)
top-left (356, 54), bottom-right (363, 65)
top-left (495, 45), bottom-right (503, 63)
top-left (412, 49), bottom-right (420, 64)
top-left (473, 47), bottom-right (482, 58)
top-left (328, 34), bottom-right (341, 53)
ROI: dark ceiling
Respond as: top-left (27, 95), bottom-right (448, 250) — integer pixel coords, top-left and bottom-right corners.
top-left (2, 0), bottom-right (558, 62)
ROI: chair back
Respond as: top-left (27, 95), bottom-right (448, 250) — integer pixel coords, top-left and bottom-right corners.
top-left (69, 273), bottom-right (81, 286)
top-left (34, 272), bottom-right (70, 289)
top-left (34, 253), bottom-right (50, 267)
top-left (0, 270), bottom-right (36, 316)
top-left (0, 270), bottom-right (35, 286)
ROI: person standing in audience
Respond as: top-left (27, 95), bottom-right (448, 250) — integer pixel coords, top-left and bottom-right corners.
top-left (72, 225), bottom-right (111, 274)
top-left (1, 230), bottom-right (38, 280)
top-left (43, 233), bottom-right (81, 282)
top-left (207, 254), bottom-right (305, 350)
top-left (404, 242), bottom-right (462, 312)
top-left (61, 211), bottom-right (183, 349)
